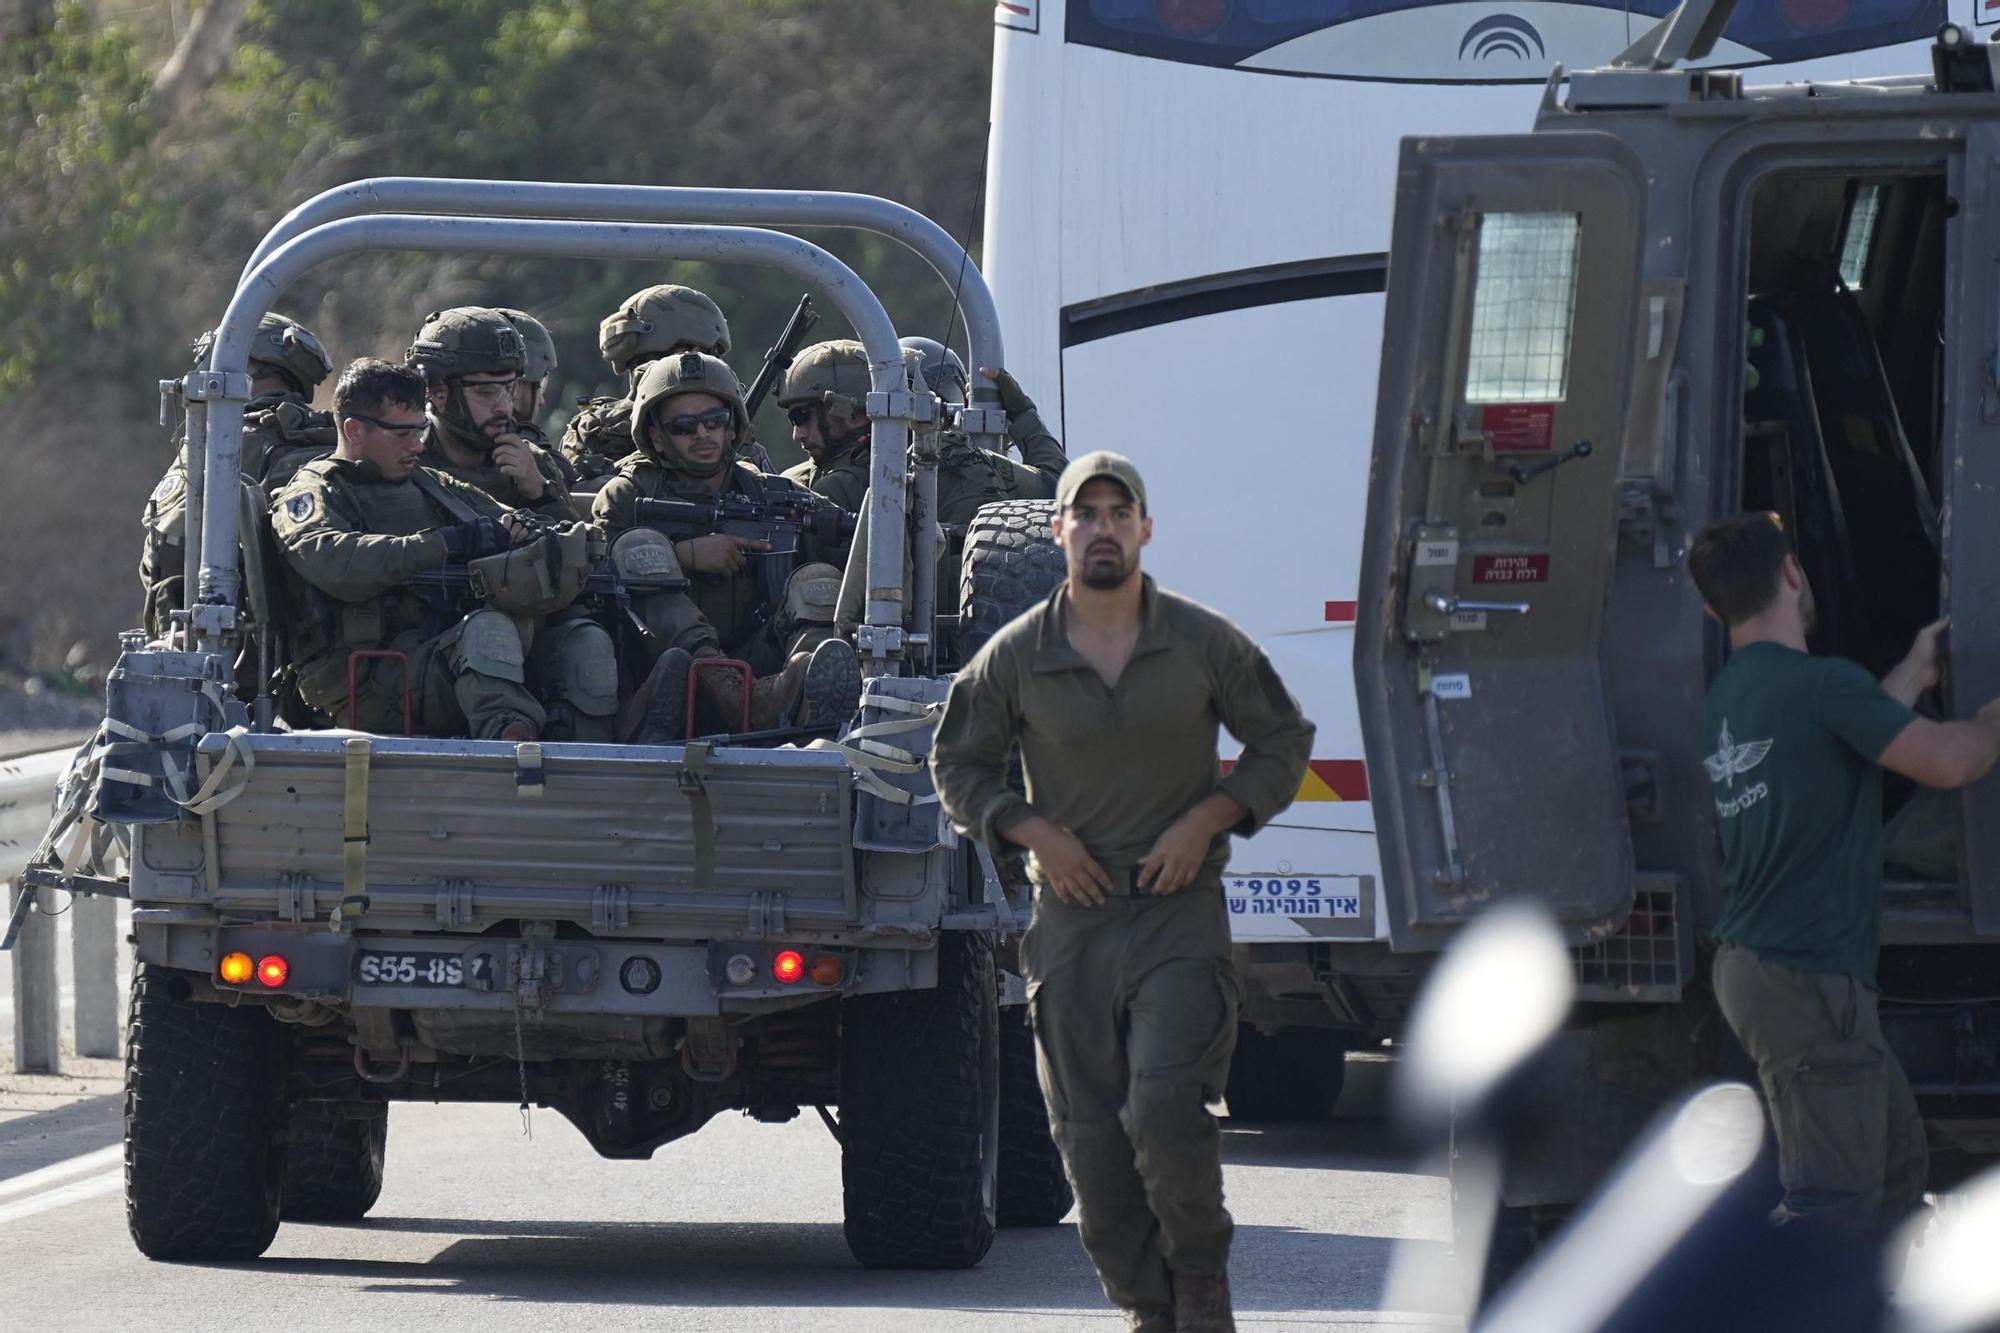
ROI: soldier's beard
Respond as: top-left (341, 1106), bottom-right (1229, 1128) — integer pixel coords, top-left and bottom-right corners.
top-left (1079, 547), bottom-right (1137, 589)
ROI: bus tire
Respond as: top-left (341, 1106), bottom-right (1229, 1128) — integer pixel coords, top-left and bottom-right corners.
top-left (959, 499), bottom-right (1063, 661)
top-left (838, 932), bottom-right (1000, 1268)
top-left (125, 965), bottom-right (286, 1261)
top-left (997, 1004), bottom-right (1074, 1226)
top-left (281, 1101), bottom-right (387, 1222)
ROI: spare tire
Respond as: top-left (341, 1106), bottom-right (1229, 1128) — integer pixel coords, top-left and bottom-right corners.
top-left (281, 1101), bottom-right (388, 1221)
top-left (958, 499), bottom-right (1063, 661)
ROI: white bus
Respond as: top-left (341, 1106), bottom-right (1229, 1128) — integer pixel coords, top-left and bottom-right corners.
top-left (981, 0), bottom-right (1946, 1079)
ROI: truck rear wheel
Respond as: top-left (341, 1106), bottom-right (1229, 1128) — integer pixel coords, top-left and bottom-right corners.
top-left (997, 1004), bottom-right (1074, 1226)
top-left (959, 499), bottom-right (1063, 660)
top-left (281, 1102), bottom-right (387, 1222)
top-left (838, 932), bottom-right (1000, 1268)
top-left (1224, 1024), bottom-right (1348, 1121)
top-left (125, 965), bottom-right (286, 1260)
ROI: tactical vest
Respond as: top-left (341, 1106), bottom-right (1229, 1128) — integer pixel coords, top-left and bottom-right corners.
top-left (282, 462), bottom-right (471, 709)
top-left (559, 396), bottom-right (637, 479)
top-left (140, 396), bottom-right (337, 638)
top-left (619, 458), bottom-right (810, 656)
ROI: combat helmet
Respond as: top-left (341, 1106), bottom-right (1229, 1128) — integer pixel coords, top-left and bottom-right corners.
top-left (599, 285), bottom-right (731, 378)
top-left (404, 306), bottom-right (529, 383)
top-left (498, 308), bottom-right (558, 383)
top-left (190, 312), bottom-right (333, 399)
top-left (778, 339), bottom-right (873, 447)
top-left (900, 335), bottom-right (967, 406)
top-left (630, 350), bottom-right (749, 479)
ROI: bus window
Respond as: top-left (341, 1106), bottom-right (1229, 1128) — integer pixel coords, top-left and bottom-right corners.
top-left (1067, 0), bottom-right (1945, 79)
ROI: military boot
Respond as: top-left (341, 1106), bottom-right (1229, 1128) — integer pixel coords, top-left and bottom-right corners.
top-left (622, 647), bottom-right (694, 743)
top-left (1122, 1311), bottom-right (1174, 1333)
top-left (691, 657), bottom-right (799, 734)
top-left (796, 638), bottom-right (861, 729)
top-left (1172, 1272), bottom-right (1235, 1333)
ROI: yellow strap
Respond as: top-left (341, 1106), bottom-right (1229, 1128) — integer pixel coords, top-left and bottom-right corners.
top-left (333, 736), bottom-right (371, 931)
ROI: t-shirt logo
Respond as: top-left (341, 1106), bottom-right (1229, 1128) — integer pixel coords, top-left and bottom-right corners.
top-left (1703, 719), bottom-right (1773, 790)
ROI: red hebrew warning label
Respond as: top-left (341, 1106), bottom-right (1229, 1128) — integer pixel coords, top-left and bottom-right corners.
top-left (1483, 403), bottom-right (1555, 453)
top-left (1471, 554), bottom-right (1550, 584)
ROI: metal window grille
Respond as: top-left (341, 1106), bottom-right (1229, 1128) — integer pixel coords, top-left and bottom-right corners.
top-left (1572, 884), bottom-right (1683, 1001)
top-left (1464, 212), bottom-right (1581, 404)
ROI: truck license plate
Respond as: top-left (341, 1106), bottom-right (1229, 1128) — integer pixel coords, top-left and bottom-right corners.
top-left (354, 951), bottom-right (465, 987)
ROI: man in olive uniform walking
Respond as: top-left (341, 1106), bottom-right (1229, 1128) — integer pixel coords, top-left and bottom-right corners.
top-left (932, 452), bottom-right (1314, 1333)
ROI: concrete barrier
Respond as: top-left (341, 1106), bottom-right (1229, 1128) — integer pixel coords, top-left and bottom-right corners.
top-left (2, 745), bottom-right (120, 1073)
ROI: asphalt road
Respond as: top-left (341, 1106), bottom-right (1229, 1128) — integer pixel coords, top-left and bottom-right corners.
top-left (0, 1046), bottom-right (1461, 1333)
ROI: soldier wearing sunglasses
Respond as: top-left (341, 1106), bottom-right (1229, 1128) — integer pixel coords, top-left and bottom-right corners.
top-left (592, 351), bottom-right (857, 741)
top-left (406, 306), bottom-right (578, 521)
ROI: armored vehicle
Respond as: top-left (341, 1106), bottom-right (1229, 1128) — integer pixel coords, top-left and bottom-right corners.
top-left (24, 186), bottom-right (1070, 1264)
top-left (1351, 1), bottom-right (2000, 1261)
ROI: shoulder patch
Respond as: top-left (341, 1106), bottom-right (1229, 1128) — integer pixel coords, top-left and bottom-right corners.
top-left (284, 491), bottom-right (317, 523)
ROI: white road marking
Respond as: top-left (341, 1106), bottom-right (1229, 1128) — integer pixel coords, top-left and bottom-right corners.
top-left (0, 1144), bottom-right (122, 1205)
top-left (0, 1169), bottom-right (121, 1226)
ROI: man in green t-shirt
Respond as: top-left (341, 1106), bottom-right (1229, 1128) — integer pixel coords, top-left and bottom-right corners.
top-left (1690, 512), bottom-right (2000, 1236)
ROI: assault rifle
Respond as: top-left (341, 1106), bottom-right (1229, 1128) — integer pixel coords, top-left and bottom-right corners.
top-left (634, 489), bottom-right (855, 617)
top-left (742, 294), bottom-right (820, 420)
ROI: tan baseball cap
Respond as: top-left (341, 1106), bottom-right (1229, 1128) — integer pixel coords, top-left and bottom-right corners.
top-left (1055, 450), bottom-right (1147, 513)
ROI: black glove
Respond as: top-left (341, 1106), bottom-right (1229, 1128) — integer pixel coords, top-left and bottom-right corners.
top-left (440, 516), bottom-right (509, 562)
top-left (983, 367), bottom-right (1036, 419)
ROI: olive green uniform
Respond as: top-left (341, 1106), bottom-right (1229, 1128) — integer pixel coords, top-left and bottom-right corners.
top-left (834, 407), bottom-right (1071, 641)
top-left (783, 442), bottom-right (871, 513)
top-left (559, 395), bottom-right (638, 489)
top-left (931, 577), bottom-right (1313, 1326)
top-left (140, 394), bottom-right (336, 639)
top-left (271, 457), bottom-right (604, 738)
top-left (419, 425), bottom-right (578, 520)
top-left (594, 457), bottom-right (843, 676)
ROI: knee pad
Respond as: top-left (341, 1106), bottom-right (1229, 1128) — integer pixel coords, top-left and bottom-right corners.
top-left (780, 561), bottom-right (843, 633)
top-left (612, 528), bottom-right (683, 581)
top-left (548, 620), bottom-right (618, 717)
top-left (451, 608), bottom-right (528, 684)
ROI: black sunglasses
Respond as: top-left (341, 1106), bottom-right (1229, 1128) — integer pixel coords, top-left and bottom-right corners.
top-left (661, 406), bottom-right (735, 437)
top-left (347, 412), bottom-right (427, 438)
top-left (785, 404), bottom-right (818, 427)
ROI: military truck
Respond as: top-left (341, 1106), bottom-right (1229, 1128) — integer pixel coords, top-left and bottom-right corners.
top-left (22, 187), bottom-right (1072, 1264)
top-left (1347, 0), bottom-right (2000, 1259)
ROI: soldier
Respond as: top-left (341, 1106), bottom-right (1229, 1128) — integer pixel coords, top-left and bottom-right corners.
top-left (496, 307), bottom-right (559, 439)
top-left (561, 283), bottom-right (773, 487)
top-left (592, 350), bottom-right (857, 741)
top-left (778, 339), bottom-right (875, 520)
top-left (271, 358), bottom-right (618, 743)
top-left (1690, 512), bottom-right (2000, 1239)
top-left (832, 348), bottom-right (1070, 654)
top-left (141, 312), bottom-right (337, 640)
top-left (406, 307), bottom-right (578, 519)
top-left (931, 452), bottom-right (1314, 1333)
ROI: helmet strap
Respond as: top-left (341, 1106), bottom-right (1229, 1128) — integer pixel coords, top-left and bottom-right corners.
top-left (436, 380), bottom-right (499, 455)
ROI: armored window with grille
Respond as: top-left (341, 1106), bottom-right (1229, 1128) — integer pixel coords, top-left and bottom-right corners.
top-left (1463, 212), bottom-right (1581, 405)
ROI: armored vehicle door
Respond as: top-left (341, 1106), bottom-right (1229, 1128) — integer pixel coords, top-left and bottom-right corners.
top-left (1355, 133), bottom-right (1648, 952)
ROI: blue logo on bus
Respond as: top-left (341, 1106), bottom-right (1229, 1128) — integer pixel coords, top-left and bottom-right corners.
top-left (1458, 14), bottom-right (1548, 63)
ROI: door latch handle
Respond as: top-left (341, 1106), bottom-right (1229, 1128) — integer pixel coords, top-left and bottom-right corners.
top-left (1424, 592), bottom-right (1530, 616)
top-left (1508, 438), bottom-right (1593, 485)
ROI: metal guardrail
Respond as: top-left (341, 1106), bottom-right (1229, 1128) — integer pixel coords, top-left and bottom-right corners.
top-left (3, 744), bottom-right (120, 1074)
